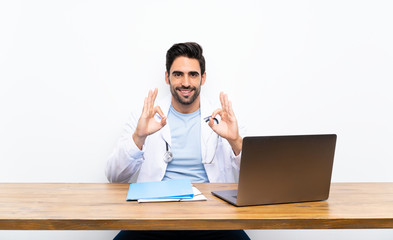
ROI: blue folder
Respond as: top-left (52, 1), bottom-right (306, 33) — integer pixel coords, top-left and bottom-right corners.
top-left (126, 179), bottom-right (194, 201)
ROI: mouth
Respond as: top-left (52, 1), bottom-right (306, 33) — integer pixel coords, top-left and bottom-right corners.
top-left (177, 88), bottom-right (194, 97)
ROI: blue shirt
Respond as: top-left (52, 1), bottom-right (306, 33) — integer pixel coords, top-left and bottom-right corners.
top-left (162, 105), bottom-right (209, 183)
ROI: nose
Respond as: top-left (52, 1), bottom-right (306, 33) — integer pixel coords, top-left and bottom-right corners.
top-left (182, 75), bottom-right (191, 87)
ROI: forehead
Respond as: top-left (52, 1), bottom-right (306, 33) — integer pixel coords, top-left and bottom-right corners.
top-left (170, 56), bottom-right (201, 73)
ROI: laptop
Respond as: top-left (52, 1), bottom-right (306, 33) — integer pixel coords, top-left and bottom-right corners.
top-left (211, 134), bottom-right (337, 207)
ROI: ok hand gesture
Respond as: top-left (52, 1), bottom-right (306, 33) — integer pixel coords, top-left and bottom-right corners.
top-left (208, 92), bottom-right (242, 155)
top-left (133, 89), bottom-right (167, 150)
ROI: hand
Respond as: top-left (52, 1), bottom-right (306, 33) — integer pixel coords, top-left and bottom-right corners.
top-left (208, 92), bottom-right (242, 155)
top-left (133, 88), bottom-right (167, 150)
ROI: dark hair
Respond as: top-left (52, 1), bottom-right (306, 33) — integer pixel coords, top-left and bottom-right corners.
top-left (166, 42), bottom-right (206, 75)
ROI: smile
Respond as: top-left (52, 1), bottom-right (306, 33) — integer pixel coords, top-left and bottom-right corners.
top-left (178, 88), bottom-right (194, 97)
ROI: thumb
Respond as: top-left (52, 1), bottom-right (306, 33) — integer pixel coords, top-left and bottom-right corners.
top-left (160, 117), bottom-right (167, 127)
top-left (208, 117), bottom-right (217, 131)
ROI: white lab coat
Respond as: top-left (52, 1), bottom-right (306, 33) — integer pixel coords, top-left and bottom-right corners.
top-left (106, 94), bottom-right (245, 183)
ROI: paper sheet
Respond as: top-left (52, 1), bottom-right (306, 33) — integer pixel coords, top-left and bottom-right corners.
top-left (138, 187), bottom-right (207, 203)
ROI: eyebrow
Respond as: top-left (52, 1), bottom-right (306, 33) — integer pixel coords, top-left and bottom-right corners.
top-left (189, 71), bottom-right (200, 75)
top-left (172, 71), bottom-right (184, 75)
top-left (172, 70), bottom-right (199, 76)
top-left (171, 71), bottom-right (200, 75)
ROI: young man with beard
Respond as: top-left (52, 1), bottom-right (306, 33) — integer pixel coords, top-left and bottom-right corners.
top-left (106, 42), bottom-right (249, 240)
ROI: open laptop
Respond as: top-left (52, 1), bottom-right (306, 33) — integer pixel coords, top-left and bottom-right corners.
top-left (211, 134), bottom-right (337, 207)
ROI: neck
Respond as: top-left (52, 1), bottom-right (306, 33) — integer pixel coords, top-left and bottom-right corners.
top-left (171, 96), bottom-right (201, 114)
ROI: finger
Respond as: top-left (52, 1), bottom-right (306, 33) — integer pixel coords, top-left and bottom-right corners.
top-left (208, 117), bottom-right (219, 132)
top-left (208, 117), bottom-right (215, 128)
top-left (211, 108), bottom-right (222, 119)
top-left (154, 106), bottom-right (166, 119)
top-left (146, 89), bottom-right (153, 112)
top-left (160, 116), bottom-right (167, 127)
top-left (223, 93), bottom-right (230, 114)
top-left (152, 88), bottom-right (158, 104)
top-left (219, 92), bottom-right (225, 108)
top-left (228, 100), bottom-right (235, 116)
top-left (220, 92), bottom-right (229, 114)
top-left (142, 96), bottom-right (148, 115)
top-left (148, 89), bottom-right (157, 114)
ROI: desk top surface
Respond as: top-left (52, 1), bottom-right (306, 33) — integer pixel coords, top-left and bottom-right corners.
top-left (1, 182), bottom-right (393, 230)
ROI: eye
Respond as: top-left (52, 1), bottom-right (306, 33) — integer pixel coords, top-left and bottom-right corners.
top-left (190, 72), bottom-right (199, 77)
top-left (172, 72), bottom-right (182, 77)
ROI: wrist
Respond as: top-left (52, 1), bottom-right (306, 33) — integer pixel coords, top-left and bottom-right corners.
top-left (228, 135), bottom-right (243, 156)
top-left (132, 132), bottom-right (146, 150)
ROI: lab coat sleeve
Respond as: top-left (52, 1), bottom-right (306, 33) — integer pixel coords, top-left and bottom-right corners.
top-left (106, 111), bottom-right (145, 183)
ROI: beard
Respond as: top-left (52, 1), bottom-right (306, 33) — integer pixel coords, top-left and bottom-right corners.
top-left (169, 80), bottom-right (201, 105)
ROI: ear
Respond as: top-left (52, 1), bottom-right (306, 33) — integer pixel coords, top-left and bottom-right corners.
top-left (165, 71), bottom-right (170, 85)
top-left (201, 72), bottom-right (207, 86)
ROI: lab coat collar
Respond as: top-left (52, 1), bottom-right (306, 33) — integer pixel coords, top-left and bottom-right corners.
top-left (159, 94), bottom-right (172, 148)
top-left (200, 94), bottom-right (219, 164)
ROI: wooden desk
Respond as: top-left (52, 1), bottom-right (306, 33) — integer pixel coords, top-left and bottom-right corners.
top-left (0, 183), bottom-right (392, 230)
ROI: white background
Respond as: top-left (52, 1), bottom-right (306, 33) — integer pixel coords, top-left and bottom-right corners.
top-left (1, 0), bottom-right (392, 239)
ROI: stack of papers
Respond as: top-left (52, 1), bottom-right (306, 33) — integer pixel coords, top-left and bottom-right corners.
top-left (138, 187), bottom-right (207, 203)
top-left (126, 179), bottom-right (207, 203)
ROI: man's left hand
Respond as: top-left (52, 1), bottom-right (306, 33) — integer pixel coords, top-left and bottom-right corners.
top-left (208, 92), bottom-right (242, 155)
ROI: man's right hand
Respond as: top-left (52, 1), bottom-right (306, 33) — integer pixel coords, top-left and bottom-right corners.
top-left (132, 88), bottom-right (167, 150)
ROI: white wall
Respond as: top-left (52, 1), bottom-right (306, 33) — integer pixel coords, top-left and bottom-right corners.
top-left (1, 0), bottom-right (392, 239)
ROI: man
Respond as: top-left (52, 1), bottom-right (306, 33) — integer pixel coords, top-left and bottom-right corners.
top-left (106, 42), bottom-right (249, 240)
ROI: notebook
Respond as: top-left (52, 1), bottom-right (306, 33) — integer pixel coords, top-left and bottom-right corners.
top-left (127, 178), bottom-right (193, 201)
